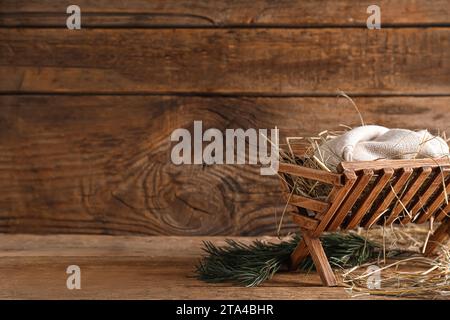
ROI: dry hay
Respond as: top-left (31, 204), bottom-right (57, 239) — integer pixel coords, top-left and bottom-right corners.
top-left (340, 224), bottom-right (449, 299)
top-left (340, 254), bottom-right (450, 299)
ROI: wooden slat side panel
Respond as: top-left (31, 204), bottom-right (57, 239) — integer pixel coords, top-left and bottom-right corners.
top-left (403, 170), bottom-right (449, 224)
top-left (1, 28), bottom-right (449, 95)
top-left (363, 168), bottom-right (413, 228)
top-left (327, 169), bottom-right (374, 231)
top-left (313, 170), bottom-right (357, 236)
top-left (416, 173), bottom-right (450, 223)
top-left (345, 169), bottom-right (394, 230)
top-left (386, 167), bottom-right (433, 225)
top-left (436, 202), bottom-right (450, 222)
top-left (1, 0), bottom-right (450, 27)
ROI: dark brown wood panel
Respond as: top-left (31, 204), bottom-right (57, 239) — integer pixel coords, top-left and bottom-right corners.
top-left (0, 95), bottom-right (449, 236)
top-left (1, 0), bottom-right (449, 27)
top-left (1, 28), bottom-right (449, 95)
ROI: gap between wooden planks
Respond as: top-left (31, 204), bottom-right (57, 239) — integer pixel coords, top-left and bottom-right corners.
top-left (0, 234), bottom-right (397, 300)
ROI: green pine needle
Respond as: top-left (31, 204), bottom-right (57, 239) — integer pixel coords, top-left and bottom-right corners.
top-left (195, 233), bottom-right (399, 287)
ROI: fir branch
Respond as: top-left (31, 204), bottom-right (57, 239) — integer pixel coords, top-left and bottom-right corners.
top-left (195, 232), bottom-right (402, 287)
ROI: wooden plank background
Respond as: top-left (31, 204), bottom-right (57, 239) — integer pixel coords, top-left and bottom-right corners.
top-left (0, 1), bottom-right (449, 235)
top-left (2, 0), bottom-right (449, 27)
top-left (2, 28), bottom-right (449, 95)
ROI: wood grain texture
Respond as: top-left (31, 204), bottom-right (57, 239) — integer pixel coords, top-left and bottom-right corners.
top-left (0, 234), bottom-right (400, 300)
top-left (1, 0), bottom-right (449, 27)
top-left (1, 28), bottom-right (449, 95)
top-left (1, 95), bottom-right (450, 236)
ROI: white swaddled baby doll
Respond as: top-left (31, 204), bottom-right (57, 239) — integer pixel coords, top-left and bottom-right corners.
top-left (316, 125), bottom-right (449, 170)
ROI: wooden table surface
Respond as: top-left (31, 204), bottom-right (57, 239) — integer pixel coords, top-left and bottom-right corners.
top-left (0, 234), bottom-right (403, 300)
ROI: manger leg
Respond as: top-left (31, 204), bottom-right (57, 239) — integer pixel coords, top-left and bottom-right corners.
top-left (302, 233), bottom-right (338, 287)
top-left (424, 219), bottom-right (450, 257)
top-left (289, 238), bottom-right (309, 271)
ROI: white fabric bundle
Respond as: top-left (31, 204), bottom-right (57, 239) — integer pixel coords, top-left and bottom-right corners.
top-left (316, 125), bottom-right (449, 169)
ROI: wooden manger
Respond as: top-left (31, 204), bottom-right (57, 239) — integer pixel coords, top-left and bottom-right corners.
top-left (278, 146), bottom-right (450, 287)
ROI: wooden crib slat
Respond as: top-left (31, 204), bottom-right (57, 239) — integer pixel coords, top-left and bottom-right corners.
top-left (403, 170), bottom-right (447, 224)
top-left (312, 170), bottom-right (357, 237)
top-left (289, 194), bottom-right (329, 213)
top-left (435, 201), bottom-right (450, 222)
top-left (345, 168), bottom-right (394, 230)
top-left (278, 163), bottom-right (343, 186)
top-left (386, 167), bottom-right (433, 225)
top-left (339, 158), bottom-right (450, 172)
top-left (416, 177), bottom-right (450, 224)
top-left (327, 169), bottom-right (373, 231)
top-left (363, 168), bottom-right (414, 228)
top-left (292, 213), bottom-right (320, 230)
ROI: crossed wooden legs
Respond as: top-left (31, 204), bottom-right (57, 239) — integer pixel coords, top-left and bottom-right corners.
top-left (424, 218), bottom-right (450, 257)
top-left (290, 219), bottom-right (449, 286)
top-left (290, 231), bottom-right (338, 287)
